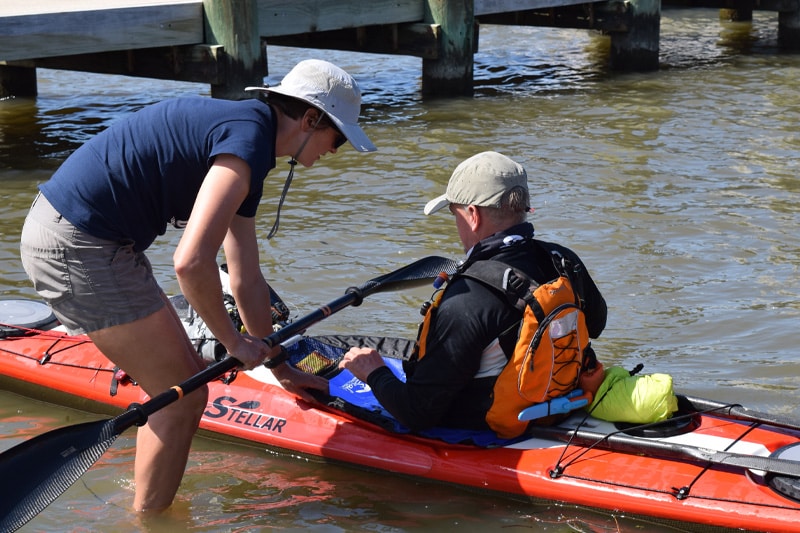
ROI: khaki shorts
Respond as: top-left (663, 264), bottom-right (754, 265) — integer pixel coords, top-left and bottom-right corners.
top-left (19, 193), bottom-right (165, 335)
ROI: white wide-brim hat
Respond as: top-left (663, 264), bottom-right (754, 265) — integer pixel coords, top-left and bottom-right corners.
top-left (246, 59), bottom-right (376, 152)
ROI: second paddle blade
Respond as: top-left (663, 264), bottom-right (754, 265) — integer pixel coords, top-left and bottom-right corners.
top-left (0, 418), bottom-right (119, 532)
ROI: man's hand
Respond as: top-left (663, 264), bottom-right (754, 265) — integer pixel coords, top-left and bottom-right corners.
top-left (338, 347), bottom-right (386, 382)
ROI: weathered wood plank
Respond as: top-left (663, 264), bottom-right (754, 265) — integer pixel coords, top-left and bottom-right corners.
top-left (475, 0), bottom-right (602, 13)
top-left (256, 0), bottom-right (423, 37)
top-left (0, 1), bottom-right (203, 62)
top-left (268, 23), bottom-right (442, 59)
top-left (8, 45), bottom-right (225, 85)
top-left (0, 0), bottom-right (200, 17)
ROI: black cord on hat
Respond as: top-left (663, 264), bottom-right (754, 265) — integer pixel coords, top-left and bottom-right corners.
top-left (267, 113), bottom-right (324, 240)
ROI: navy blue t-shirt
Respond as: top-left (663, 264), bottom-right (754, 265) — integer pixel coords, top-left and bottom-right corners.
top-left (40, 96), bottom-right (277, 252)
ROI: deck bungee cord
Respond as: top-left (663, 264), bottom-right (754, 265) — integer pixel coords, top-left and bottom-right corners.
top-left (541, 360), bottom-right (800, 506)
top-left (548, 363), bottom-right (646, 478)
top-left (0, 326), bottom-right (105, 372)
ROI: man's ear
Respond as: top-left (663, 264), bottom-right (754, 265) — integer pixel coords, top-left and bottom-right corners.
top-left (466, 205), bottom-right (481, 232)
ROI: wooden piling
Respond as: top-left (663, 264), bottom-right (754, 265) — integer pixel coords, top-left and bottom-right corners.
top-left (203, 0), bottom-right (265, 99)
top-left (422, 0), bottom-right (474, 97)
top-left (609, 0), bottom-right (660, 71)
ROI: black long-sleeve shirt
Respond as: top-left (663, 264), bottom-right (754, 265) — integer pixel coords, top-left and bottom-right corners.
top-left (366, 222), bottom-right (607, 433)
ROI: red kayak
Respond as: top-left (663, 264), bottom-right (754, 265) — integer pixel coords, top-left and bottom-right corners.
top-left (1, 295), bottom-right (800, 532)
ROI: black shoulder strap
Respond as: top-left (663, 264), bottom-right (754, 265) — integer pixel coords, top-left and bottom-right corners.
top-left (529, 240), bottom-right (583, 309)
top-left (534, 240), bottom-right (579, 281)
top-left (460, 260), bottom-right (541, 318)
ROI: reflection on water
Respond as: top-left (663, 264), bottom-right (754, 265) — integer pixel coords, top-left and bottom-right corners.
top-left (1, 8), bottom-right (799, 532)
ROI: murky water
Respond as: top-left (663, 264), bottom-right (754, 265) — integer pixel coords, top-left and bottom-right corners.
top-left (1, 9), bottom-right (799, 532)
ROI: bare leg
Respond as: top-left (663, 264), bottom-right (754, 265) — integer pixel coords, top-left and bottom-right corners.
top-left (90, 293), bottom-right (208, 512)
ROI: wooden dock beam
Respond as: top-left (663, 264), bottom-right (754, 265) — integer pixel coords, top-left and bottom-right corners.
top-left (203, 0), bottom-right (265, 99)
top-left (422, 0), bottom-right (475, 97)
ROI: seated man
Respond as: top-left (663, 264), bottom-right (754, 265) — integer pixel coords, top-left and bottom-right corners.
top-left (339, 151), bottom-right (607, 434)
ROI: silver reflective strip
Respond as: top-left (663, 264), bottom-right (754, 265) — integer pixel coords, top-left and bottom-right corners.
top-left (549, 310), bottom-right (578, 339)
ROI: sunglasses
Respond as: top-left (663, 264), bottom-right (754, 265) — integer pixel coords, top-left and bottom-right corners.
top-left (333, 128), bottom-right (347, 149)
top-left (319, 116), bottom-right (347, 149)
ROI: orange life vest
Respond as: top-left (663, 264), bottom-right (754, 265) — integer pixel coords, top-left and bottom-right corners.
top-left (456, 256), bottom-right (593, 438)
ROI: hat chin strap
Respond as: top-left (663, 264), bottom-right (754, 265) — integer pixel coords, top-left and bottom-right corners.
top-left (267, 114), bottom-right (324, 240)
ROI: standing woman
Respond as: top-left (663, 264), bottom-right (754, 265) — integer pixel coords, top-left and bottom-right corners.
top-left (19, 59), bottom-right (376, 513)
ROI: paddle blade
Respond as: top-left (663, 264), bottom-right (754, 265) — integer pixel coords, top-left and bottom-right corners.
top-left (0, 418), bottom-right (119, 532)
top-left (364, 256), bottom-right (459, 294)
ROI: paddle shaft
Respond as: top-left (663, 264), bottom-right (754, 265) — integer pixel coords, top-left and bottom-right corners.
top-left (113, 288), bottom-right (375, 432)
top-left (679, 394), bottom-right (800, 433)
top-left (540, 424), bottom-right (800, 479)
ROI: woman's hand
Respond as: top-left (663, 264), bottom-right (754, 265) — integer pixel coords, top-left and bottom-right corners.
top-left (225, 333), bottom-right (272, 371)
top-left (270, 363), bottom-right (329, 403)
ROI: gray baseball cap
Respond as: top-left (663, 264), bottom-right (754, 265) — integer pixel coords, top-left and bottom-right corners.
top-left (424, 151), bottom-right (528, 215)
top-left (246, 59), bottom-right (376, 152)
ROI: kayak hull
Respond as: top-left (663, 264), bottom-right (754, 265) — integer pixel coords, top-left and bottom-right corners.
top-left (2, 327), bottom-right (800, 532)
